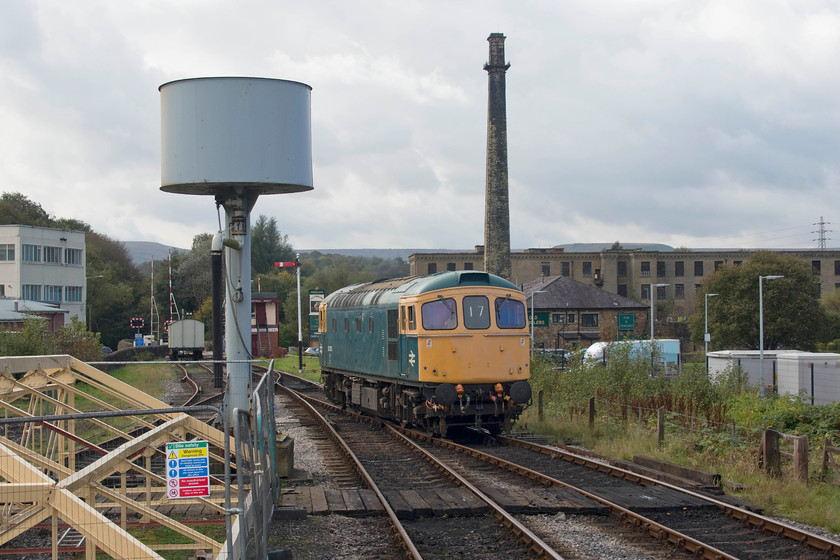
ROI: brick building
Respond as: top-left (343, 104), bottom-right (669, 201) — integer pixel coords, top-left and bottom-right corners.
top-left (410, 246), bottom-right (840, 318)
top-left (522, 276), bottom-right (648, 349)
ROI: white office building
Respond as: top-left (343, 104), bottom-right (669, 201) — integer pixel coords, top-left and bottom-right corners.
top-left (0, 225), bottom-right (87, 324)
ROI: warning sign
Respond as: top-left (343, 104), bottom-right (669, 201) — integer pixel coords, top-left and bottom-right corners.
top-left (165, 441), bottom-right (210, 499)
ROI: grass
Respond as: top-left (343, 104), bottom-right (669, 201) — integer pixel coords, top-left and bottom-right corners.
top-left (271, 354), bottom-right (322, 383)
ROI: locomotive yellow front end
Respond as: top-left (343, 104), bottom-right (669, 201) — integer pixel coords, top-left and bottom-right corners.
top-left (399, 283), bottom-right (532, 434)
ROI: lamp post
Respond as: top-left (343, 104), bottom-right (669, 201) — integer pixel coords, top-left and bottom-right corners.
top-left (650, 283), bottom-right (669, 341)
top-left (759, 275), bottom-right (784, 396)
top-left (530, 290), bottom-right (547, 357)
top-left (704, 293), bottom-right (719, 376)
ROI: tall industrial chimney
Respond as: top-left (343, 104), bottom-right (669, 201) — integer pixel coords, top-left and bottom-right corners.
top-left (483, 33), bottom-right (512, 280)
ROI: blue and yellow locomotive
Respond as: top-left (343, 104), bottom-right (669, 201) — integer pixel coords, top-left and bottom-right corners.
top-left (318, 270), bottom-right (532, 436)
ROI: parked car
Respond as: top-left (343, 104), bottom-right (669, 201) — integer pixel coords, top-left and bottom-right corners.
top-left (304, 346), bottom-right (320, 356)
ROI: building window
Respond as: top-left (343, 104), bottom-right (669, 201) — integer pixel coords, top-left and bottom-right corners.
top-left (446, 262), bottom-right (456, 271)
top-left (44, 246), bottom-right (62, 264)
top-left (694, 284), bottom-right (701, 294)
top-left (675, 284), bottom-right (685, 299)
top-left (582, 262), bottom-right (592, 277)
top-left (22, 244), bottom-right (41, 263)
top-left (567, 313), bottom-right (575, 324)
top-left (22, 284), bottom-right (41, 300)
top-left (641, 261), bottom-right (650, 277)
top-left (551, 313), bottom-right (564, 324)
top-left (65, 286), bottom-right (82, 302)
top-left (0, 244), bottom-right (15, 261)
top-left (617, 261), bottom-right (627, 276)
top-left (464, 262), bottom-right (474, 270)
top-left (657, 285), bottom-right (666, 299)
top-left (617, 284), bottom-right (627, 297)
top-left (0, 285), bottom-right (4, 296)
top-left (813, 261), bottom-right (822, 274)
top-left (657, 261), bottom-right (666, 277)
top-left (835, 261), bottom-right (840, 275)
top-left (714, 261), bottom-right (723, 271)
top-left (733, 260), bottom-right (742, 266)
top-left (541, 262), bottom-right (550, 277)
top-left (65, 248), bottom-right (83, 266)
top-left (581, 313), bottom-right (598, 328)
top-left (427, 263), bottom-right (437, 274)
top-left (641, 284), bottom-right (650, 300)
top-left (694, 261), bottom-right (704, 276)
top-left (44, 285), bottom-right (62, 303)
top-left (561, 262), bottom-right (570, 277)
top-left (675, 261), bottom-right (684, 277)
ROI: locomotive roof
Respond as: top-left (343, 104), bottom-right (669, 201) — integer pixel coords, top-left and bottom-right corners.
top-left (324, 271), bottom-right (521, 309)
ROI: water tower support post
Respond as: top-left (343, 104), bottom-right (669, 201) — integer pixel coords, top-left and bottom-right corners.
top-left (222, 192), bottom-right (257, 420)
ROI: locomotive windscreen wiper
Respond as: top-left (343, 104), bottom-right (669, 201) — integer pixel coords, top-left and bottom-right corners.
top-left (438, 294), bottom-right (456, 315)
top-left (495, 294), bottom-right (511, 311)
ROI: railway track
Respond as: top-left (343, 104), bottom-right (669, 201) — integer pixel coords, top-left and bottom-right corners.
top-left (275, 371), bottom-right (840, 560)
top-left (276, 380), bottom-right (564, 559)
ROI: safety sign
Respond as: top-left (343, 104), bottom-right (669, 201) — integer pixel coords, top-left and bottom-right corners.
top-left (165, 440), bottom-right (210, 499)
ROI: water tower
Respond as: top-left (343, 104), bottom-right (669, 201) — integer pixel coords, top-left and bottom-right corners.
top-left (159, 77), bottom-right (313, 423)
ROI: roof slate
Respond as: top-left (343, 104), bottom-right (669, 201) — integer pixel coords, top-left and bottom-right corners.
top-left (521, 276), bottom-right (647, 310)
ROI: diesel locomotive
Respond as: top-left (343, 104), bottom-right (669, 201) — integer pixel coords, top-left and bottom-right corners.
top-left (317, 270), bottom-right (532, 436)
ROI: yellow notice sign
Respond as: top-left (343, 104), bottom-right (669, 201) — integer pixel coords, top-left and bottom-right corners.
top-left (168, 451), bottom-right (177, 459)
top-left (179, 448), bottom-right (208, 458)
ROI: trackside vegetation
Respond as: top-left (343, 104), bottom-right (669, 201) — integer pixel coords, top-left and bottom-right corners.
top-left (521, 350), bottom-right (840, 534)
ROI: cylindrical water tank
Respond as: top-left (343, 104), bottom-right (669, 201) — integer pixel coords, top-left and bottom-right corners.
top-left (159, 77), bottom-right (313, 195)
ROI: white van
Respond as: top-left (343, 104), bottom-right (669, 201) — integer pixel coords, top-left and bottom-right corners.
top-left (584, 339), bottom-right (681, 375)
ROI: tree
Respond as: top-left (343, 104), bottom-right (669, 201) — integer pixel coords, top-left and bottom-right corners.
top-left (251, 215), bottom-right (294, 275)
top-left (171, 234), bottom-right (213, 312)
top-left (0, 193), bottom-right (52, 227)
top-left (85, 232), bottom-right (146, 348)
top-left (688, 251), bottom-right (829, 351)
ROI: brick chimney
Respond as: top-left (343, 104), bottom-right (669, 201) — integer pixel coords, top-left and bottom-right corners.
top-left (483, 33), bottom-right (512, 280)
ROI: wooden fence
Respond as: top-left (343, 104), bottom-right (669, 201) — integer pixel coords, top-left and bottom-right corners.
top-left (758, 429), bottom-right (809, 482)
top-left (822, 438), bottom-right (840, 486)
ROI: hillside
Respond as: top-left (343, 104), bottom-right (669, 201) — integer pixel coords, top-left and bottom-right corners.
top-left (122, 242), bottom-right (464, 266)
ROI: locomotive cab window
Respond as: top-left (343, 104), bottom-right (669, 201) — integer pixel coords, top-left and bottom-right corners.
top-left (463, 296), bottom-right (490, 329)
top-left (407, 305), bottom-right (416, 330)
top-left (422, 298), bottom-right (457, 330)
top-left (495, 297), bottom-right (526, 329)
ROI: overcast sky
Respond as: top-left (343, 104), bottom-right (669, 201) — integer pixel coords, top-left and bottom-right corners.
top-left (2, 1), bottom-right (839, 252)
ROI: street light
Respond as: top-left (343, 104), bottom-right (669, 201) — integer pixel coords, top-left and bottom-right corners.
top-left (759, 275), bottom-right (784, 396)
top-left (650, 283), bottom-right (669, 341)
top-left (530, 289), bottom-right (547, 357)
top-left (704, 293), bottom-right (719, 376)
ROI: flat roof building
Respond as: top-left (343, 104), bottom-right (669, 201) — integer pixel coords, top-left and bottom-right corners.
top-left (0, 225), bottom-right (87, 325)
